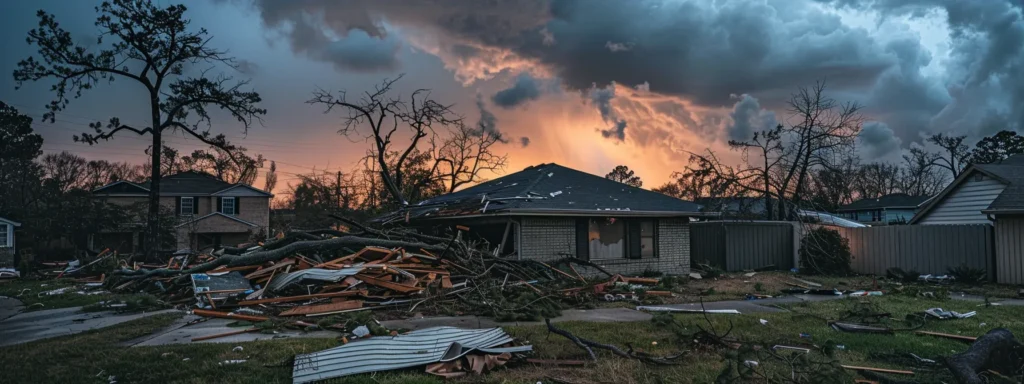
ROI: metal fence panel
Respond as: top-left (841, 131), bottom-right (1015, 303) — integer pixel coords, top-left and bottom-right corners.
top-left (690, 222), bottom-right (794, 271)
top-left (996, 217), bottom-right (1024, 284)
top-left (834, 225), bottom-right (993, 277)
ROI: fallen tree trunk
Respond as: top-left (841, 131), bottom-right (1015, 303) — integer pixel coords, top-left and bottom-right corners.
top-left (945, 328), bottom-right (1023, 384)
top-left (113, 236), bottom-right (450, 283)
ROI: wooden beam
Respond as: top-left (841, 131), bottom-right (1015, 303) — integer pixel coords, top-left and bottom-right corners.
top-left (237, 289), bottom-right (368, 306)
top-left (192, 309), bottom-right (269, 322)
top-left (191, 328), bottom-right (259, 342)
top-left (355, 274), bottom-right (423, 294)
top-left (915, 330), bottom-right (978, 342)
top-left (279, 300), bottom-right (364, 316)
top-left (841, 365), bottom-right (914, 375)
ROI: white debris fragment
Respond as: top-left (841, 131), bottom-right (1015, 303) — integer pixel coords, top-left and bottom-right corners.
top-left (550, 191), bottom-right (562, 197)
top-left (547, 172), bottom-right (554, 177)
top-left (759, 319), bottom-right (768, 325)
top-left (232, 346), bottom-right (244, 352)
top-left (219, 360), bottom-right (247, 365)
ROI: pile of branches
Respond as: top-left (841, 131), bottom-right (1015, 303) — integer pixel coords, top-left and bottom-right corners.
top-left (106, 215), bottom-right (610, 319)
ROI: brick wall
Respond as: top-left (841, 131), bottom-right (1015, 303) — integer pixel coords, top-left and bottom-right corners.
top-left (518, 218), bottom-right (576, 262)
top-left (518, 217), bottom-right (690, 276)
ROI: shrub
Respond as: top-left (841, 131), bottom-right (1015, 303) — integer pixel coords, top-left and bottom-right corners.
top-left (948, 265), bottom-right (987, 285)
top-left (799, 227), bottom-right (852, 276)
top-left (886, 267), bottom-right (921, 283)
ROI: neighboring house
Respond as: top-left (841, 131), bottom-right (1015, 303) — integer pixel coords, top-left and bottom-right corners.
top-left (694, 197), bottom-right (773, 219)
top-left (0, 217), bottom-right (21, 268)
top-left (837, 193), bottom-right (930, 225)
top-left (382, 163), bottom-right (713, 276)
top-left (92, 171), bottom-right (272, 253)
top-left (911, 156), bottom-right (1024, 225)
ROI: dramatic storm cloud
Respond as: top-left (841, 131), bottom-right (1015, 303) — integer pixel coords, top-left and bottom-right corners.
top-left (492, 72), bottom-right (542, 108)
top-left (6, 0), bottom-right (1024, 189)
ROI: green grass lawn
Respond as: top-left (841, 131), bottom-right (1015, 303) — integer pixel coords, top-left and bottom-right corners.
top-left (1, 294), bottom-right (1019, 384)
top-left (0, 278), bottom-right (133, 311)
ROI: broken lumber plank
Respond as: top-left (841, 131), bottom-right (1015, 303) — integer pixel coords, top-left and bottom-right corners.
top-left (279, 300), bottom-right (364, 316)
top-left (355, 274), bottom-right (424, 293)
top-left (644, 291), bottom-right (673, 297)
top-left (191, 328), bottom-right (259, 342)
top-left (915, 330), bottom-right (978, 342)
top-left (831, 322), bottom-right (894, 334)
top-left (237, 289), bottom-right (368, 306)
top-left (441, 275), bottom-right (453, 289)
top-left (244, 259), bottom-right (295, 279)
top-left (623, 277), bottom-right (659, 285)
top-left (192, 309), bottom-right (269, 322)
top-left (841, 365), bottom-right (914, 375)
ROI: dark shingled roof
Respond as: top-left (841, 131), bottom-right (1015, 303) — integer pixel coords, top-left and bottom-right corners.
top-left (94, 171), bottom-right (269, 196)
top-left (977, 162), bottom-right (1024, 211)
top-left (386, 163), bottom-right (704, 221)
top-left (837, 193), bottom-right (931, 212)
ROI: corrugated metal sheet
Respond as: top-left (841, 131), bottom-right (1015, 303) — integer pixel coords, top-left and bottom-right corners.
top-left (292, 326), bottom-right (530, 383)
top-left (833, 225), bottom-right (993, 278)
top-left (917, 172), bottom-right (1004, 225)
top-left (690, 222), bottom-right (794, 271)
top-left (996, 217), bottom-right (1024, 284)
top-left (269, 267), bottom-right (364, 291)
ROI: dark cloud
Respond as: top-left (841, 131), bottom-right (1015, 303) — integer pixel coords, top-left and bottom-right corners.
top-left (520, 136), bottom-right (531, 147)
top-left (475, 94), bottom-right (500, 137)
top-left (235, 59), bottom-right (261, 75)
top-left (245, 0), bottom-right (1024, 154)
top-left (492, 72), bottom-right (542, 108)
top-left (587, 83), bottom-right (628, 141)
top-left (322, 31), bottom-right (401, 72)
top-left (600, 120), bottom-right (627, 141)
top-left (726, 94), bottom-right (777, 142)
top-left (859, 121), bottom-right (902, 158)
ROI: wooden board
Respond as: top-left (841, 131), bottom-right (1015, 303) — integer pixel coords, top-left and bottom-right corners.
top-left (279, 300), bottom-right (364, 316)
top-left (355, 274), bottom-right (423, 294)
top-left (237, 289), bottom-right (368, 306)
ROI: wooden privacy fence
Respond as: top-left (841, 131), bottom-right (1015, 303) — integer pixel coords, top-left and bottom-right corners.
top-left (832, 225), bottom-right (994, 279)
top-left (690, 221), bottom-right (795, 271)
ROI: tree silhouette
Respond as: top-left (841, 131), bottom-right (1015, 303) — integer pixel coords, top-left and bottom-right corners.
top-left (605, 165), bottom-right (643, 188)
top-left (14, 0), bottom-right (265, 255)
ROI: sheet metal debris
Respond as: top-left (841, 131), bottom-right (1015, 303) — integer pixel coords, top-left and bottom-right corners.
top-left (925, 308), bottom-right (976, 319)
top-left (291, 326), bottom-right (531, 384)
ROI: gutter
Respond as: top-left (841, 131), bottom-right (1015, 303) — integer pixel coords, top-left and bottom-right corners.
top-left (414, 208), bottom-right (718, 221)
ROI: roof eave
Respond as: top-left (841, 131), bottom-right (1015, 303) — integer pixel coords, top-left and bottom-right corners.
top-left (413, 208), bottom-right (715, 221)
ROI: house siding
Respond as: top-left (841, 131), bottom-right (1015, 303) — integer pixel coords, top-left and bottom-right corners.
top-left (918, 172), bottom-right (1005, 225)
top-left (996, 216), bottom-right (1024, 285)
top-left (517, 217), bottom-right (690, 276)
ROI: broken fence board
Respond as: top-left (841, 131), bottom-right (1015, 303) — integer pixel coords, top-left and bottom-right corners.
top-left (279, 300), bottom-right (364, 316)
top-left (237, 289), bottom-right (368, 306)
top-left (841, 365), bottom-right (914, 375)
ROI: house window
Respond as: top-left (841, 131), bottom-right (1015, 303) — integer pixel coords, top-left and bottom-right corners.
top-left (584, 218), bottom-right (657, 260)
top-left (588, 218), bottom-right (625, 259)
top-left (180, 197), bottom-right (195, 216)
top-left (221, 197), bottom-right (236, 215)
top-left (640, 220), bottom-right (656, 258)
top-left (0, 224), bottom-right (7, 247)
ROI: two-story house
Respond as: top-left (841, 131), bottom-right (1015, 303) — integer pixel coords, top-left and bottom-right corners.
top-left (92, 171), bottom-right (272, 253)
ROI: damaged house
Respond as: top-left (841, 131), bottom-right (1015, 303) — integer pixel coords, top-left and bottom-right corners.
top-left (382, 163), bottom-right (711, 276)
top-left (91, 171), bottom-right (272, 253)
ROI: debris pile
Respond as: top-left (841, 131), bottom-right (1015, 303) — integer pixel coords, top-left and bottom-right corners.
top-left (100, 220), bottom-right (665, 325)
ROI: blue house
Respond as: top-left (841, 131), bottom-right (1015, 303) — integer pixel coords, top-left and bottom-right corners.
top-left (836, 194), bottom-right (930, 225)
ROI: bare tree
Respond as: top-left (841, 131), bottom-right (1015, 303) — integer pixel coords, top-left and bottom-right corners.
top-left (729, 124), bottom-right (784, 219)
top-left (178, 145), bottom-right (265, 184)
top-left (900, 146), bottom-right (946, 196)
top-left (927, 133), bottom-right (970, 178)
top-left (309, 75), bottom-right (463, 205)
top-left (433, 122), bottom-right (508, 193)
top-left (853, 163), bottom-right (902, 199)
top-left (41, 151), bottom-right (87, 193)
top-left (14, 0), bottom-right (266, 255)
top-left (264, 161), bottom-right (277, 193)
top-left (775, 81), bottom-right (864, 218)
top-left (605, 165), bottom-right (643, 188)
